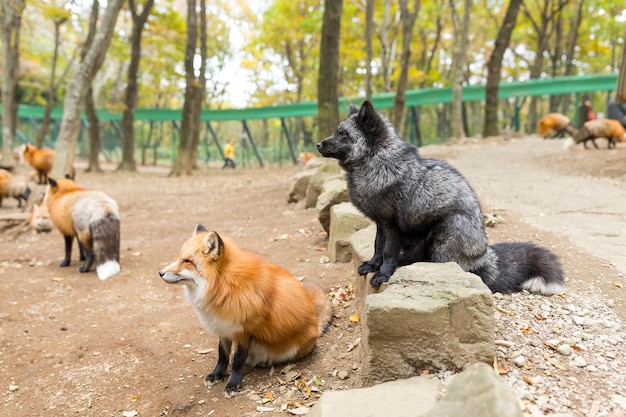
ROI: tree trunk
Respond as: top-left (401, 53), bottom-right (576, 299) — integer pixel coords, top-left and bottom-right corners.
top-left (483, 0), bottom-right (523, 138)
top-left (380, 0), bottom-right (399, 92)
top-left (170, 0), bottom-right (205, 176)
top-left (190, 0), bottom-right (206, 169)
top-left (51, 0), bottom-right (123, 178)
top-left (364, 0), bottom-right (374, 101)
top-left (118, 0), bottom-right (155, 171)
top-left (85, 87), bottom-right (102, 173)
top-left (317, 0), bottom-right (343, 140)
top-left (617, 26), bottom-right (626, 105)
top-left (392, 0), bottom-right (420, 135)
top-left (35, 17), bottom-right (66, 149)
top-left (0, 0), bottom-right (25, 170)
top-left (449, 0), bottom-right (472, 139)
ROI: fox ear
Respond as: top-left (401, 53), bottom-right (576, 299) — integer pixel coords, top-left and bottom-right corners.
top-left (203, 231), bottom-right (224, 260)
top-left (194, 224), bottom-right (209, 235)
top-left (357, 100), bottom-right (378, 126)
top-left (348, 104), bottom-right (358, 116)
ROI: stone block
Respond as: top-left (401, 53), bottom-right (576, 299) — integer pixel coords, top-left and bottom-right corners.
top-left (304, 162), bottom-right (342, 209)
top-left (287, 168), bottom-right (317, 204)
top-left (327, 202), bottom-right (372, 263)
top-left (315, 179), bottom-right (350, 233)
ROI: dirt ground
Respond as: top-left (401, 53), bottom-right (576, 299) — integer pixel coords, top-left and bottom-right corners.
top-left (1, 135), bottom-right (625, 417)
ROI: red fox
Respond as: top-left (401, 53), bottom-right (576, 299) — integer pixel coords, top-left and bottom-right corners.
top-left (20, 143), bottom-right (55, 184)
top-left (44, 177), bottom-right (120, 280)
top-left (537, 113), bottom-right (577, 138)
top-left (297, 152), bottom-right (316, 164)
top-left (564, 118), bottom-right (626, 150)
top-left (29, 202), bottom-right (53, 233)
top-left (0, 169), bottom-right (31, 208)
top-left (159, 225), bottom-right (333, 398)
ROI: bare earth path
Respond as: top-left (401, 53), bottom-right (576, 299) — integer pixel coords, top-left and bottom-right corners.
top-left (1, 135), bottom-right (625, 416)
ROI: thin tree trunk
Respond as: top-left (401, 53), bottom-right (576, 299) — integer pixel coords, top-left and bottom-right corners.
top-left (190, 0), bottom-right (206, 169)
top-left (36, 17), bottom-right (67, 149)
top-left (364, 0), bottom-right (374, 101)
top-left (450, 0), bottom-right (472, 139)
top-left (85, 87), bottom-right (102, 173)
top-left (483, 0), bottom-right (523, 138)
top-left (118, 0), bottom-right (155, 171)
top-left (51, 0), bottom-right (124, 178)
top-left (392, 0), bottom-right (420, 135)
top-left (0, 0), bottom-right (25, 170)
top-left (317, 0), bottom-right (343, 140)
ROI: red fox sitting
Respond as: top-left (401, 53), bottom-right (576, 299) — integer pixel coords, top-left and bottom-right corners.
top-left (159, 225), bottom-right (333, 398)
top-left (564, 118), bottom-right (626, 150)
top-left (537, 112), bottom-right (577, 138)
top-left (20, 143), bottom-right (55, 184)
top-left (44, 177), bottom-right (120, 280)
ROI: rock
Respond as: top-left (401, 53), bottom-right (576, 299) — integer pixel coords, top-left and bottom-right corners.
top-left (327, 203), bottom-right (371, 262)
top-left (309, 375), bottom-right (441, 417)
top-left (425, 362), bottom-right (522, 417)
top-left (304, 162), bottom-right (342, 209)
top-left (316, 179), bottom-right (350, 233)
top-left (362, 262), bottom-right (495, 385)
top-left (287, 168), bottom-right (317, 204)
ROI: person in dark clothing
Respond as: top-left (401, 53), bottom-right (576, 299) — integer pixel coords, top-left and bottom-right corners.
top-left (577, 95), bottom-right (595, 128)
top-left (607, 98), bottom-right (626, 128)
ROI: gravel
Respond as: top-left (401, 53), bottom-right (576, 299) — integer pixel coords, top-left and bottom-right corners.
top-left (491, 285), bottom-right (626, 417)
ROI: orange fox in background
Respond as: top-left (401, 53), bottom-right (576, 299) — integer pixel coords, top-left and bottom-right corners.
top-left (0, 168), bottom-right (31, 208)
top-left (20, 143), bottom-right (55, 184)
top-left (537, 113), bottom-right (577, 138)
top-left (564, 118), bottom-right (626, 150)
top-left (44, 177), bottom-right (120, 280)
top-left (159, 225), bottom-right (333, 398)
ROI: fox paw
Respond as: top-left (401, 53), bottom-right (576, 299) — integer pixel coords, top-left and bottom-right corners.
top-left (204, 372), bottom-right (225, 388)
top-left (224, 381), bottom-right (243, 398)
top-left (59, 259), bottom-right (70, 267)
top-left (358, 261), bottom-right (380, 276)
top-left (370, 272), bottom-right (390, 288)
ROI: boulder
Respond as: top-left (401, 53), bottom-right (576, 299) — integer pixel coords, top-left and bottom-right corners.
top-left (287, 168), bottom-right (318, 204)
top-left (327, 202), bottom-right (371, 262)
top-left (362, 262), bottom-right (495, 385)
top-left (315, 179), bottom-right (350, 233)
top-left (304, 162), bottom-right (342, 209)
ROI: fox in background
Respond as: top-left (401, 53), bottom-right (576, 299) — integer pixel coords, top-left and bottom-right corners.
top-left (159, 225), bottom-right (333, 398)
top-left (317, 100), bottom-right (565, 295)
top-left (44, 177), bottom-right (120, 280)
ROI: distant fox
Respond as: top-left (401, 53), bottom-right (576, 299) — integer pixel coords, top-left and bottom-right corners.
top-left (537, 113), bottom-right (577, 138)
top-left (317, 100), bottom-right (565, 295)
top-left (29, 202), bottom-right (53, 233)
top-left (0, 168), bottom-right (31, 208)
top-left (159, 225), bottom-right (333, 398)
top-left (564, 118), bottom-right (626, 150)
top-left (44, 177), bottom-right (120, 280)
top-left (19, 143), bottom-right (55, 184)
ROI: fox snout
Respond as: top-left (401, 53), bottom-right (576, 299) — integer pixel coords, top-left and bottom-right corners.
top-left (316, 137), bottom-right (334, 157)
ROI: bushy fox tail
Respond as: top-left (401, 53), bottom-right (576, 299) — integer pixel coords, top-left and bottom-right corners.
top-left (91, 212), bottom-right (121, 280)
top-left (474, 242), bottom-right (565, 295)
top-left (302, 281), bottom-right (333, 336)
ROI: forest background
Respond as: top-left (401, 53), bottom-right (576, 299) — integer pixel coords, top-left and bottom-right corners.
top-left (0, 0), bottom-right (625, 176)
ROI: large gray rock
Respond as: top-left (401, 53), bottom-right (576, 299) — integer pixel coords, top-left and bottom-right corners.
top-left (315, 179), bottom-right (350, 233)
top-left (309, 374), bottom-right (441, 417)
top-left (287, 168), bottom-right (318, 204)
top-left (425, 362), bottom-right (522, 417)
top-left (362, 262), bottom-right (495, 385)
top-left (304, 162), bottom-right (342, 209)
top-left (348, 223), bottom-right (378, 302)
top-left (328, 202), bottom-right (372, 262)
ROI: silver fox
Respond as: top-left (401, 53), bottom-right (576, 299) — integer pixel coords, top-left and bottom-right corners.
top-left (316, 100), bottom-right (565, 295)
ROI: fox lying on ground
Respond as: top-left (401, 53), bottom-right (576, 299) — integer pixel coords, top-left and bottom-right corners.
top-left (564, 118), bottom-right (626, 150)
top-left (317, 100), bottom-right (565, 295)
top-left (44, 177), bottom-right (120, 280)
top-left (0, 169), bottom-right (31, 208)
top-left (537, 113), bottom-right (577, 138)
top-left (159, 225), bottom-right (333, 398)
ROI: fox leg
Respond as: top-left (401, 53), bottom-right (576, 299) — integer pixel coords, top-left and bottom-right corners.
top-left (357, 224), bottom-right (385, 275)
top-left (60, 236), bottom-right (73, 267)
top-left (224, 335), bottom-right (251, 398)
top-left (369, 226), bottom-right (402, 288)
top-left (77, 242), bottom-right (94, 273)
top-left (205, 337), bottom-right (232, 387)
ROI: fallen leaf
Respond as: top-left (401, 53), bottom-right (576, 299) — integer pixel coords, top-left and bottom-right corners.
top-left (288, 406), bottom-right (310, 415)
top-left (348, 313), bottom-right (359, 323)
top-left (311, 375), bottom-right (324, 386)
top-left (523, 374), bottom-right (534, 385)
top-left (519, 327), bottom-right (532, 335)
top-left (495, 358), bottom-right (510, 375)
top-left (542, 352), bottom-right (569, 371)
top-left (495, 305), bottom-right (515, 316)
top-left (613, 281), bottom-right (624, 289)
top-left (130, 395), bottom-right (139, 402)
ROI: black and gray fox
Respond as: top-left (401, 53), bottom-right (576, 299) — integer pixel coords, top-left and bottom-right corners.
top-left (316, 100), bottom-right (565, 295)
